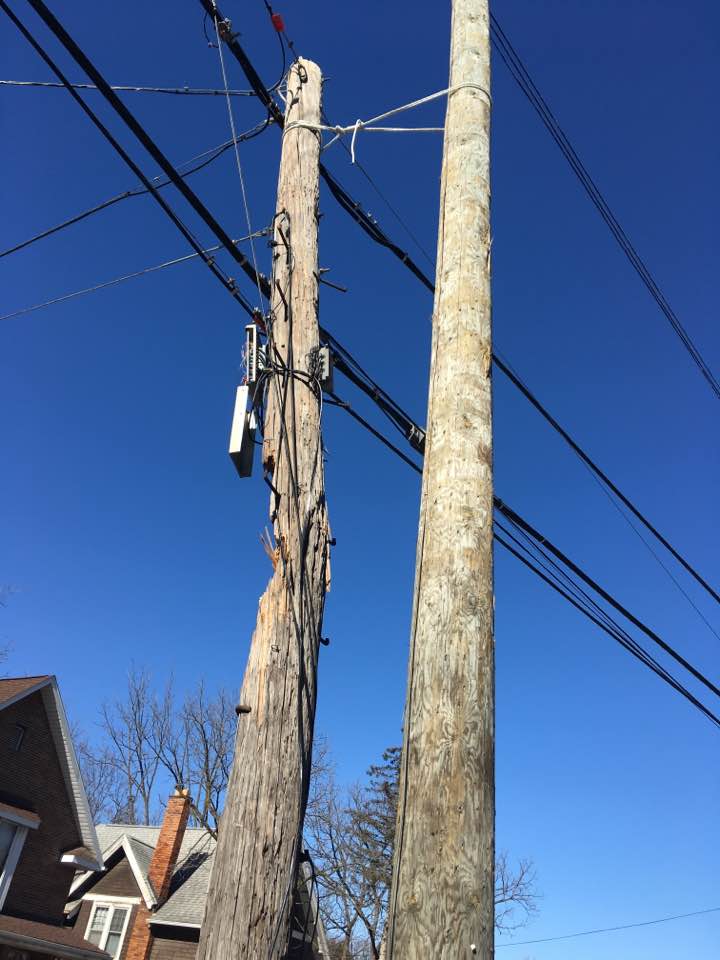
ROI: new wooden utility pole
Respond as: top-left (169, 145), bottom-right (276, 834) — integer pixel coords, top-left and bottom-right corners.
top-left (386, 1), bottom-right (494, 958)
top-left (197, 58), bottom-right (328, 960)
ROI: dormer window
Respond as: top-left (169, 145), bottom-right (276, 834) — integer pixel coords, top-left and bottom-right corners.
top-left (86, 903), bottom-right (131, 958)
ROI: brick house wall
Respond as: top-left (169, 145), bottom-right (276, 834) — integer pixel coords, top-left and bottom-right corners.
top-left (0, 691), bottom-right (80, 922)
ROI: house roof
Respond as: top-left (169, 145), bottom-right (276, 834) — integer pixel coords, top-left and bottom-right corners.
top-left (0, 914), bottom-right (109, 960)
top-left (72, 824), bottom-right (214, 926)
top-left (0, 675), bottom-right (103, 871)
top-left (75, 823), bottom-right (328, 953)
top-left (0, 674), bottom-right (52, 707)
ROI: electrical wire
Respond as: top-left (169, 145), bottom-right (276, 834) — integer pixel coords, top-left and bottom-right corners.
top-left (496, 905), bottom-right (720, 948)
top-left (325, 391), bottom-right (423, 475)
top-left (0, 121), bottom-right (271, 261)
top-left (493, 353), bottom-right (720, 610)
top-left (0, 78), bottom-right (257, 95)
top-left (494, 500), bottom-right (720, 700)
top-left (17, 0), bottom-right (271, 304)
top-left (197, 0), bottom-right (436, 293)
top-left (490, 15), bottom-right (720, 402)
top-left (1, 0), bottom-right (259, 317)
top-left (0, 232), bottom-right (269, 322)
top-left (213, 6), bottom-right (267, 312)
top-left (493, 528), bottom-right (720, 730)
top-left (206, 0), bottom-right (720, 647)
top-left (323, 386), bottom-right (720, 728)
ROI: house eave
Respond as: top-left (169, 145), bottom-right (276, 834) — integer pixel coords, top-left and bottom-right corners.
top-left (0, 928), bottom-right (110, 960)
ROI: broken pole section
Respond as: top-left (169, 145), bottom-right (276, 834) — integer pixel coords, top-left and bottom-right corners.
top-left (386, 1), bottom-right (494, 958)
top-left (198, 58), bottom-right (328, 960)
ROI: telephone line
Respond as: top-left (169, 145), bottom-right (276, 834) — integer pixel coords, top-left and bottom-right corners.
top-left (0, 78), bottom-right (257, 95)
top-left (327, 388), bottom-right (719, 729)
top-left (490, 15), bottom-right (720, 402)
top-left (493, 530), bottom-right (720, 729)
top-left (0, 122), bottom-right (271, 261)
top-left (493, 354), bottom-right (720, 607)
top-left (496, 905), bottom-right (720, 948)
top-left (197, 0), bottom-right (436, 293)
top-left (7, 0), bottom-right (715, 652)
top-left (1, 0), bottom-right (259, 318)
top-left (18, 0), bottom-right (271, 303)
top-left (495, 500), bottom-right (720, 699)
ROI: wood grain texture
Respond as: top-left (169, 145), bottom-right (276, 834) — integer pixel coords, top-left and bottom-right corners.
top-left (386, 2), bottom-right (494, 957)
top-left (197, 59), bottom-right (328, 960)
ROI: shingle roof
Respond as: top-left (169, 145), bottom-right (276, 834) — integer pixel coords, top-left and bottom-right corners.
top-left (94, 824), bottom-right (214, 926)
top-left (0, 675), bottom-right (51, 707)
top-left (0, 914), bottom-right (109, 959)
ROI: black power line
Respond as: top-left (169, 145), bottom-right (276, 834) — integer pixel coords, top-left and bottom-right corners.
top-left (1, 0), bottom-right (259, 317)
top-left (493, 354), bottom-right (720, 608)
top-left (8, 0), bottom-right (720, 728)
top-left (490, 14), bottom-right (720, 402)
top-left (201, 0), bottom-right (719, 617)
top-left (494, 499), bottom-right (720, 700)
top-left (0, 79), bottom-right (258, 95)
top-left (327, 392), bottom-right (720, 728)
top-left (0, 122), bottom-right (271, 261)
top-left (496, 905), bottom-right (720, 948)
top-left (493, 529), bottom-right (720, 730)
top-left (19, 0), bottom-right (271, 304)
top-left (197, 0), bottom-right (436, 294)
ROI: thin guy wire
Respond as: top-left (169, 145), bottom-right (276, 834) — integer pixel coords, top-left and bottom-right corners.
top-left (213, 6), bottom-right (266, 312)
top-left (0, 232), bottom-right (268, 322)
top-left (1, 0), bottom-right (257, 318)
top-left (1, 122), bottom-right (270, 261)
top-left (0, 78), bottom-right (256, 95)
top-left (496, 905), bottom-right (720, 948)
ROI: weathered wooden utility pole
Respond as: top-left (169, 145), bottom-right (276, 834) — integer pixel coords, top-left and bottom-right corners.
top-left (386, 1), bottom-right (494, 958)
top-left (197, 58), bottom-right (328, 960)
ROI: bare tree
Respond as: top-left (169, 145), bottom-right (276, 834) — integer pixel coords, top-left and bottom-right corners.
top-left (494, 851), bottom-right (538, 935)
top-left (75, 736), bottom-right (125, 823)
top-left (78, 669), bottom-right (235, 832)
top-left (148, 680), bottom-right (235, 835)
top-left (94, 667), bottom-right (162, 824)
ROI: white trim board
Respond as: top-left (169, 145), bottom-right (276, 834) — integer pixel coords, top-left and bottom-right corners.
top-left (0, 825), bottom-right (29, 910)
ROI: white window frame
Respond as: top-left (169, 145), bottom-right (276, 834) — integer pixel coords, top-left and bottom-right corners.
top-left (0, 821), bottom-right (29, 910)
top-left (84, 900), bottom-right (133, 959)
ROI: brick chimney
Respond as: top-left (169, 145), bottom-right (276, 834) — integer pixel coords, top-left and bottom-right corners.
top-left (125, 788), bottom-right (191, 960)
top-left (148, 787), bottom-right (191, 903)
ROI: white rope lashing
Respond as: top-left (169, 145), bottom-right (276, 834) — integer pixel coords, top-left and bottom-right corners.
top-left (283, 83), bottom-right (491, 163)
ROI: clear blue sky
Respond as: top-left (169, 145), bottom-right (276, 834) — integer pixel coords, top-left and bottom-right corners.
top-left (2, 1), bottom-right (719, 956)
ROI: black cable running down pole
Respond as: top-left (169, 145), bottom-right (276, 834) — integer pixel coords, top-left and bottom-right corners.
top-left (493, 355), bottom-right (720, 607)
top-left (198, 0), bottom-right (436, 294)
top-left (1, 0), bottom-right (257, 317)
top-left (23, 0), bottom-right (271, 302)
top-left (494, 500), bottom-right (720, 699)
